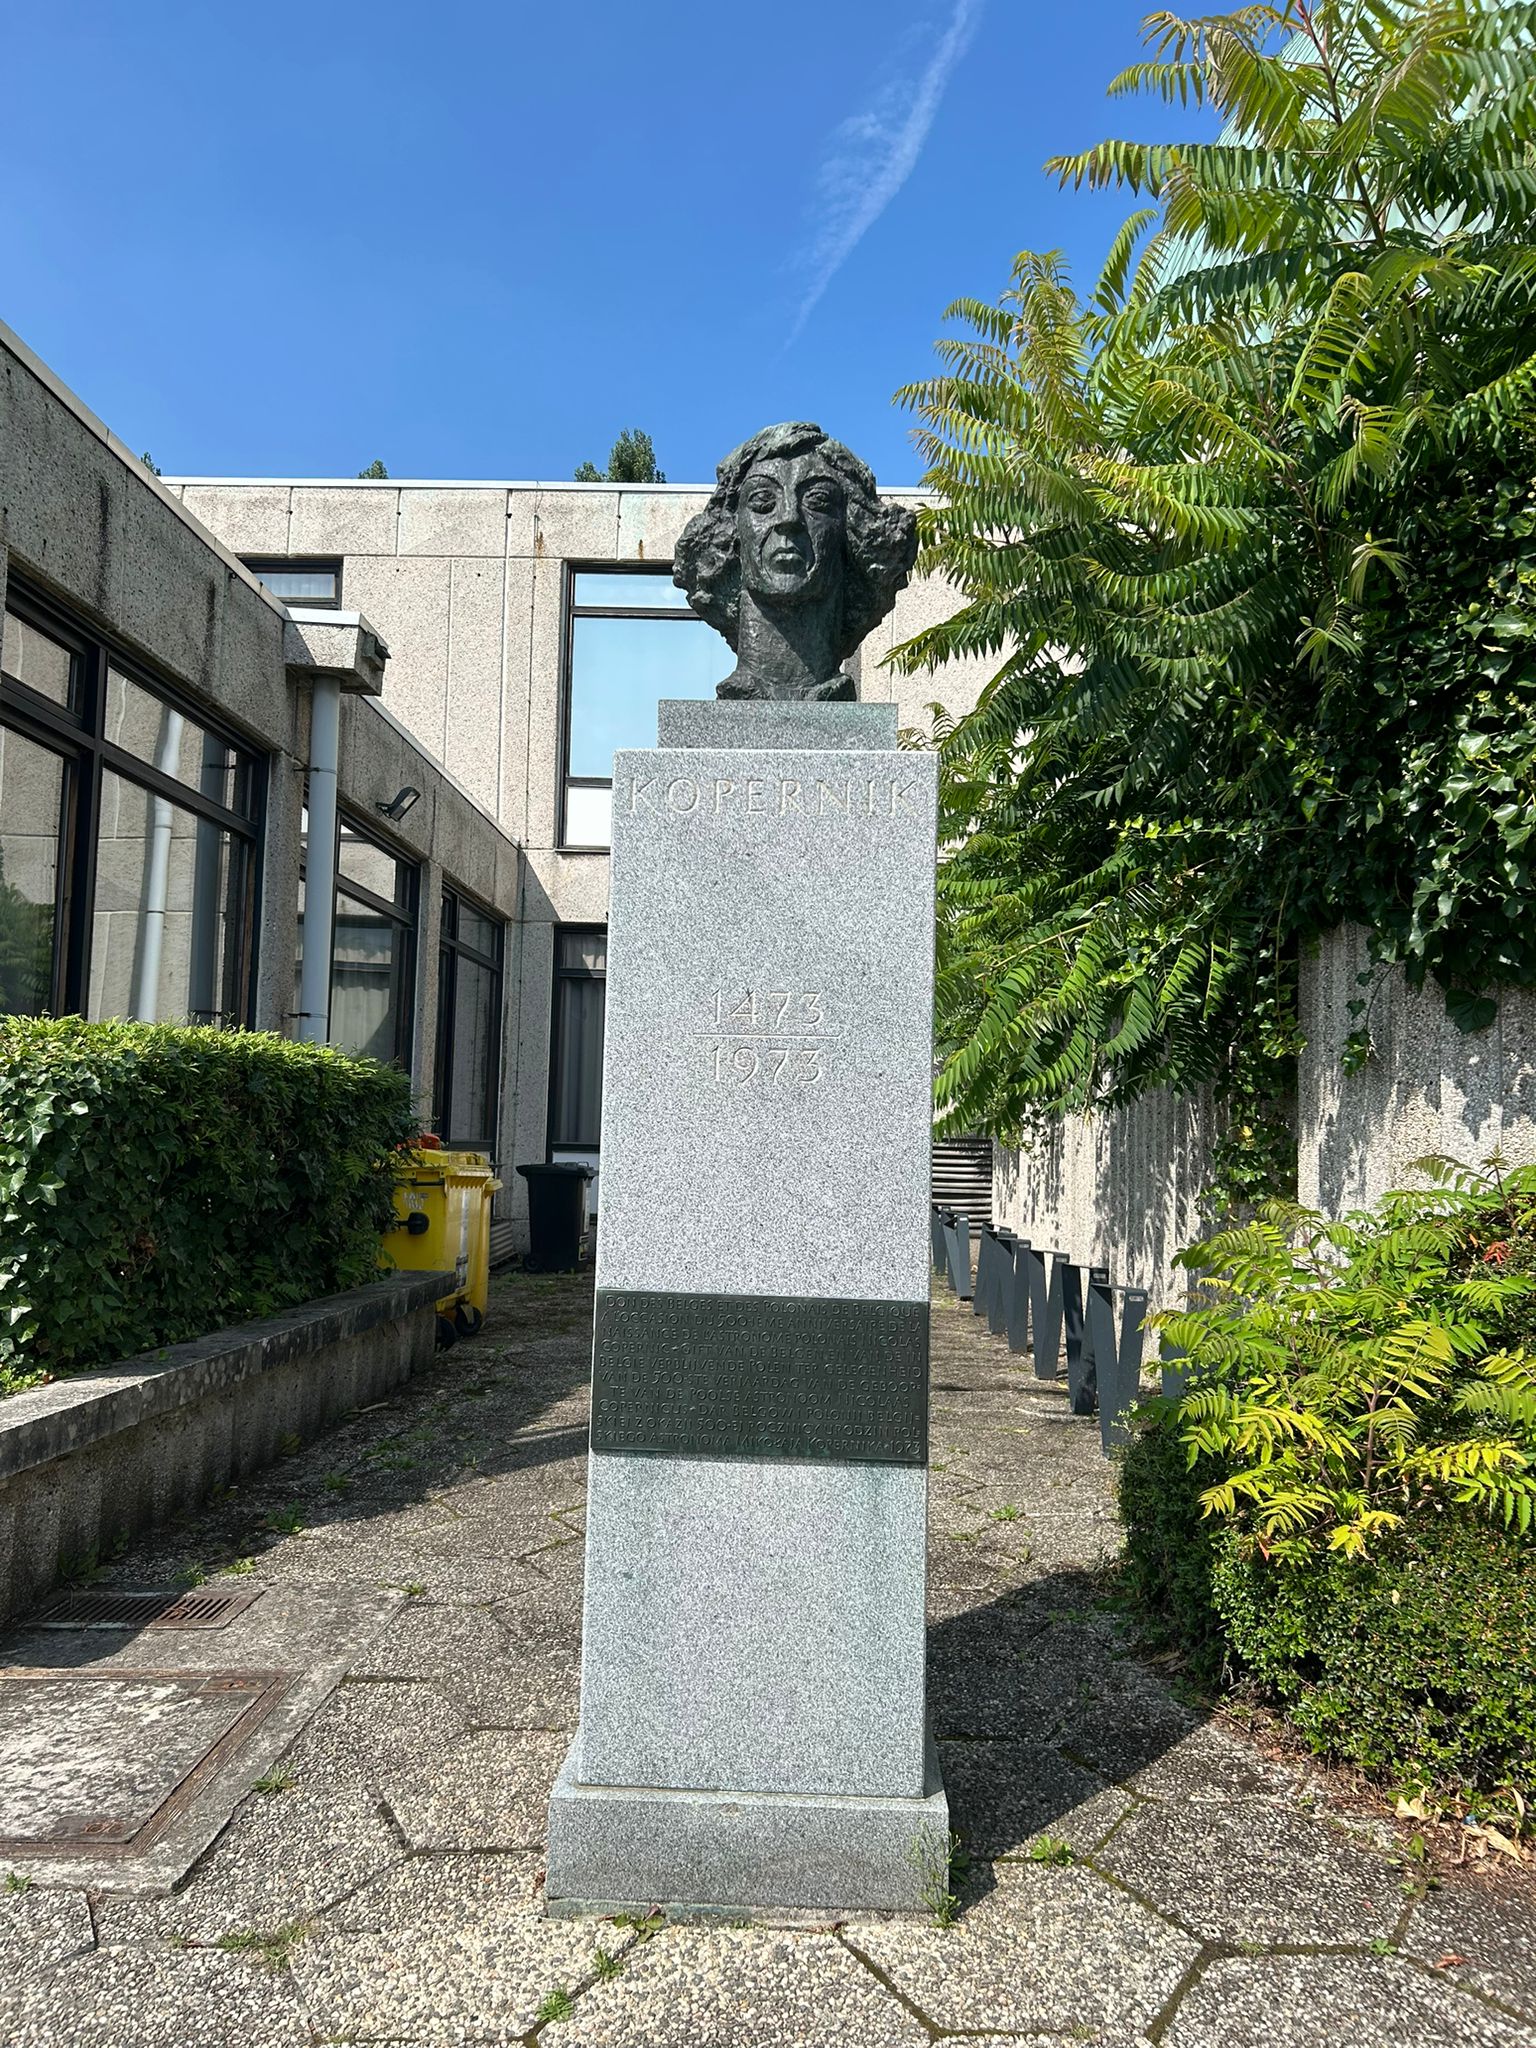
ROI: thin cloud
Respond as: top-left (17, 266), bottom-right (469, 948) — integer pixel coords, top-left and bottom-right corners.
top-left (787, 0), bottom-right (984, 344)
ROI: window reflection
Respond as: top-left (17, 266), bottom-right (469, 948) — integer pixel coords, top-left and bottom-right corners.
top-left (435, 890), bottom-right (503, 1150)
top-left (88, 769), bottom-right (246, 1026)
top-left (104, 671), bottom-right (249, 815)
top-left (330, 895), bottom-right (409, 1062)
top-left (1, 611), bottom-right (75, 708)
top-left (567, 613), bottom-right (727, 779)
top-left (551, 929), bottom-right (606, 1150)
top-left (0, 728), bottom-right (65, 1015)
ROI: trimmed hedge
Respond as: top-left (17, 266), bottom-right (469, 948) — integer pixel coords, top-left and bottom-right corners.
top-left (0, 1017), bottom-right (415, 1391)
top-left (1122, 1414), bottom-right (1536, 1805)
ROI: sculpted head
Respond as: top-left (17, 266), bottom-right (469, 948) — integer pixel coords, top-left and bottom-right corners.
top-left (674, 423), bottom-right (918, 672)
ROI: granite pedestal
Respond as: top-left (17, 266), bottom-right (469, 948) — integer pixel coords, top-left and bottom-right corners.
top-left (545, 700), bottom-right (947, 1916)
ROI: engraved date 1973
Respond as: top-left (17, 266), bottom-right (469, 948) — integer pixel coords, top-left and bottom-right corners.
top-left (705, 987), bottom-right (830, 1084)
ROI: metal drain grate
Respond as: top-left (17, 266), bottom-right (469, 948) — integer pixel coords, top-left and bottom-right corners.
top-left (27, 1587), bottom-right (265, 1632)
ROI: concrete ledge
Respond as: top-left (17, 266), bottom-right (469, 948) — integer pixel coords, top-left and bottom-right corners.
top-left (545, 1735), bottom-right (950, 1918)
top-left (0, 1272), bottom-right (451, 1624)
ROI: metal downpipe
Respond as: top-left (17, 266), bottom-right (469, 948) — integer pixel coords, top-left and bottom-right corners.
top-left (295, 674), bottom-right (340, 1045)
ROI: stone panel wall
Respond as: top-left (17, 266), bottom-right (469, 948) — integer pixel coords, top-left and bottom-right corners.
top-left (1298, 923), bottom-right (1536, 1212)
top-left (992, 924), bottom-right (1536, 1301)
top-left (991, 1088), bottom-right (1220, 1313)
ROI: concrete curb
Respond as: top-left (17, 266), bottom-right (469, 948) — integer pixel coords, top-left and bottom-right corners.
top-left (0, 1271), bottom-right (452, 1624)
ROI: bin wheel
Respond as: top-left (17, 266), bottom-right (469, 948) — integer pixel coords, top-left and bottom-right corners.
top-left (454, 1303), bottom-right (483, 1338)
top-left (435, 1314), bottom-right (459, 1350)
top-left (522, 1255), bottom-right (545, 1275)
top-left (405, 1212), bottom-right (431, 1236)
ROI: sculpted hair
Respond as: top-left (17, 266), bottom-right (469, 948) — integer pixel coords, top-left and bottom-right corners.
top-left (673, 422), bottom-right (918, 660)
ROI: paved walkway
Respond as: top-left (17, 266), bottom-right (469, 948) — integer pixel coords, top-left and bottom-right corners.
top-left (3, 1272), bottom-right (1535, 2046)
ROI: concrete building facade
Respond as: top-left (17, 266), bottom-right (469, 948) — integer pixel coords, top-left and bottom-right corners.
top-left (0, 323), bottom-right (522, 1233)
top-left (162, 474), bottom-right (992, 1237)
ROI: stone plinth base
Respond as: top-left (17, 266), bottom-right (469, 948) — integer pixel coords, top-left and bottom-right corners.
top-left (544, 1736), bottom-right (950, 1919)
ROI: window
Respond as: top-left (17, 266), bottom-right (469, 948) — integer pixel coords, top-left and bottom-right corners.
top-left (563, 568), bottom-right (727, 848)
top-left (243, 559), bottom-right (342, 607)
top-left (298, 812), bottom-right (417, 1066)
top-left (0, 587), bottom-right (262, 1026)
top-left (549, 928), bottom-right (606, 1206)
top-left (434, 889), bottom-right (504, 1153)
top-left (0, 726), bottom-right (67, 1016)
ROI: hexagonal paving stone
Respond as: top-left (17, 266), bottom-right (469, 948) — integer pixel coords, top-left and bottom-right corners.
top-left (347, 1600), bottom-right (514, 1681)
top-left (1402, 1879), bottom-right (1536, 2025)
top-left (379, 1729), bottom-right (568, 1850)
top-left (3, 1947), bottom-right (313, 2048)
top-left (321, 1850), bottom-right (545, 1933)
top-left (292, 1913), bottom-right (606, 2044)
top-left (93, 1786), bottom-right (402, 1946)
top-left (552, 1927), bottom-right (930, 2048)
top-left (1121, 1717), bottom-right (1313, 1804)
top-left (1095, 1792), bottom-right (1400, 1946)
top-left (847, 1861), bottom-right (1198, 2035)
top-left (939, 1741), bottom-right (1129, 1859)
top-left (0, 1887), bottom-right (94, 1992)
top-left (277, 1673), bottom-right (472, 1785)
top-left (437, 1653), bottom-right (580, 1731)
top-left (1163, 1954), bottom-right (1536, 2048)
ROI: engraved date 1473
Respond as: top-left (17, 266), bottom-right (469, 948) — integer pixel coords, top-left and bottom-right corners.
top-left (707, 987), bottom-right (828, 1085)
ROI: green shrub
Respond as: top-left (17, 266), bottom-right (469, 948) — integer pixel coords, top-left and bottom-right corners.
top-left (1156, 1169), bottom-right (1536, 1559)
top-left (0, 1017), bottom-right (415, 1391)
top-left (1118, 1412), bottom-right (1226, 1685)
top-left (1119, 1160), bottom-right (1536, 1807)
top-left (1124, 1407), bottom-right (1536, 1803)
top-left (1213, 1510), bottom-right (1536, 1804)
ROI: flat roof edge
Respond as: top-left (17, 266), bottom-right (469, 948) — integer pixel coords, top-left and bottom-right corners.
top-left (163, 477), bottom-right (937, 498)
top-left (0, 320), bottom-right (291, 622)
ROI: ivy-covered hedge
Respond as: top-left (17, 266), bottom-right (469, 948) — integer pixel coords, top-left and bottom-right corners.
top-left (0, 1017), bottom-right (416, 1392)
top-left (1123, 1417), bottom-right (1536, 1806)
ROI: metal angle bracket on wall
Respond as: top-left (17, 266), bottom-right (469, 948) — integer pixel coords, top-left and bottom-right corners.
top-left (1087, 1283), bottom-right (1150, 1452)
top-left (971, 1226), bottom-right (995, 1321)
top-left (943, 1212), bottom-right (973, 1301)
top-left (1028, 1247), bottom-right (1064, 1381)
top-left (1063, 1264), bottom-right (1110, 1417)
top-left (986, 1229), bottom-right (1016, 1338)
top-left (930, 1205), bottom-right (951, 1282)
top-left (1004, 1238), bottom-right (1032, 1356)
top-left (1160, 1336), bottom-right (1189, 1401)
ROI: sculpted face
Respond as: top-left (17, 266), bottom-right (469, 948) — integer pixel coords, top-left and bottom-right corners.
top-left (734, 453), bottom-right (846, 606)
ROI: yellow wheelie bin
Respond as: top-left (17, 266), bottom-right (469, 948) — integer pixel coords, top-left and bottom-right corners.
top-left (383, 1146), bottom-right (502, 1345)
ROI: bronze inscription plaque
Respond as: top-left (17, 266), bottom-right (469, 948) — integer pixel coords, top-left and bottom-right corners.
top-left (590, 1289), bottom-right (928, 1467)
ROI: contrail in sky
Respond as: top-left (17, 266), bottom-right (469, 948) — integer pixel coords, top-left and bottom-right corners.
top-left (787, 0), bottom-right (985, 345)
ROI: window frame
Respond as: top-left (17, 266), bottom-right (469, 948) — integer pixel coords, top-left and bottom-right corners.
top-left (304, 805), bottom-right (419, 1070)
top-left (434, 883), bottom-right (505, 1155)
top-left (0, 578), bottom-right (266, 1025)
top-left (546, 921), bottom-right (607, 1157)
top-left (559, 561), bottom-right (712, 850)
top-left (241, 557), bottom-right (344, 609)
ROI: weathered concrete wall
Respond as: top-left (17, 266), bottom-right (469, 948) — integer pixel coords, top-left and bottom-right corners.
top-left (1298, 923), bottom-right (1536, 1212)
top-left (992, 924), bottom-right (1536, 1297)
top-left (991, 1090), bottom-right (1220, 1313)
top-left (0, 1273), bottom-right (446, 1626)
top-left (2, 325), bottom-right (524, 1223)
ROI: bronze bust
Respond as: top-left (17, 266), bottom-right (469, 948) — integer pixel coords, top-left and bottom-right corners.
top-left (674, 422), bottom-right (918, 702)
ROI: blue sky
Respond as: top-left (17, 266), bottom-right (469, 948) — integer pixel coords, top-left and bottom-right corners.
top-left (4, 1), bottom-right (1215, 488)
